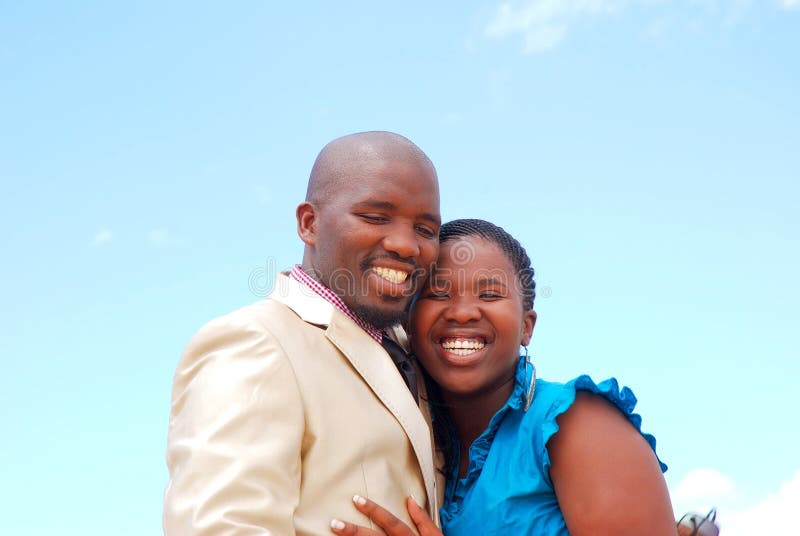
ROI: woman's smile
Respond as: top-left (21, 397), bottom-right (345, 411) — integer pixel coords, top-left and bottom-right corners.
top-left (437, 336), bottom-right (489, 363)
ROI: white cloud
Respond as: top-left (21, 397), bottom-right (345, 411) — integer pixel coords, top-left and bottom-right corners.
top-left (147, 227), bottom-right (170, 246)
top-left (485, 0), bottom-right (631, 53)
top-left (643, 16), bottom-right (673, 41)
top-left (721, 0), bottom-right (755, 26)
top-left (673, 467), bottom-right (736, 504)
top-left (484, 0), bottom-right (779, 53)
top-left (780, 0), bottom-right (799, 10)
top-left (670, 468), bottom-right (800, 536)
top-left (91, 229), bottom-right (112, 247)
top-left (722, 470), bottom-right (800, 536)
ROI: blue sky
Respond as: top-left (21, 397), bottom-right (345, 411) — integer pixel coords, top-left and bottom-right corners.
top-left (2, 1), bottom-right (798, 534)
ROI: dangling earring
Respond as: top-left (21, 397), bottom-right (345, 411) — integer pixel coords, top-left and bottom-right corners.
top-left (523, 345), bottom-right (536, 411)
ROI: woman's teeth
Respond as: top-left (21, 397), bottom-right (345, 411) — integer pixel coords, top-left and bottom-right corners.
top-left (372, 266), bottom-right (409, 284)
top-left (441, 338), bottom-right (485, 356)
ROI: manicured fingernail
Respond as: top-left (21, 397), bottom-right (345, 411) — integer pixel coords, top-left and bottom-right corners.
top-left (353, 494), bottom-right (367, 506)
top-left (409, 494), bottom-right (419, 505)
top-left (330, 518), bottom-right (345, 530)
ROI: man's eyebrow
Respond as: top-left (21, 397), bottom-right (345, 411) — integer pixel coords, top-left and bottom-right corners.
top-left (354, 200), bottom-right (396, 210)
top-left (419, 212), bottom-right (441, 226)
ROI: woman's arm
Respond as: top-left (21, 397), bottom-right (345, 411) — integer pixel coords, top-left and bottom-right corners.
top-left (549, 392), bottom-right (676, 535)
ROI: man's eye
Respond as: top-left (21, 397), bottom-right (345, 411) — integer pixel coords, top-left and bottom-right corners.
top-left (358, 214), bottom-right (388, 223)
top-left (479, 292), bottom-right (503, 300)
top-left (415, 224), bottom-right (437, 239)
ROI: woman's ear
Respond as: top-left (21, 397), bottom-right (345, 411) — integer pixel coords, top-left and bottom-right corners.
top-left (296, 202), bottom-right (317, 246)
top-left (521, 310), bottom-right (537, 347)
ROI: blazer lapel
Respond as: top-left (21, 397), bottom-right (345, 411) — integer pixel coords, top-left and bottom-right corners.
top-left (326, 314), bottom-right (437, 516)
top-left (270, 273), bottom-right (437, 515)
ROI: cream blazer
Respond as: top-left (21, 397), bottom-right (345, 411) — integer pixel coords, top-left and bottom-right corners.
top-left (164, 273), bottom-right (439, 535)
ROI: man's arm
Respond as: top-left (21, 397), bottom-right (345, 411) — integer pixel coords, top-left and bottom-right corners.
top-left (164, 314), bottom-right (304, 535)
top-left (549, 392), bottom-right (676, 536)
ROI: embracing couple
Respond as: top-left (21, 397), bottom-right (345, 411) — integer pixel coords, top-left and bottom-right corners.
top-left (163, 132), bottom-right (678, 535)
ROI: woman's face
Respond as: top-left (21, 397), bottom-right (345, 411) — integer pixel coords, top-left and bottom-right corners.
top-left (409, 236), bottom-right (536, 400)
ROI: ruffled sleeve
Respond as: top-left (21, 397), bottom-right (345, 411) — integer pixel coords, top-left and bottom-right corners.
top-left (535, 375), bottom-right (667, 488)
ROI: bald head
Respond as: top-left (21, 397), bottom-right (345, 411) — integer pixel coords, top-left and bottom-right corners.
top-left (295, 131), bottom-right (441, 328)
top-left (305, 131), bottom-right (436, 204)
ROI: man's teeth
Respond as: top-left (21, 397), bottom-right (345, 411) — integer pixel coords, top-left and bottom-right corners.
top-left (441, 338), bottom-right (485, 356)
top-left (372, 267), bottom-right (409, 284)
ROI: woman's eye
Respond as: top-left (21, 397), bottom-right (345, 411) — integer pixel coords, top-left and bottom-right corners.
top-left (479, 292), bottom-right (502, 300)
top-left (423, 290), bottom-right (450, 300)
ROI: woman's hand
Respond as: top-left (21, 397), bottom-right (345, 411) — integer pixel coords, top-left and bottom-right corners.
top-left (330, 495), bottom-right (442, 536)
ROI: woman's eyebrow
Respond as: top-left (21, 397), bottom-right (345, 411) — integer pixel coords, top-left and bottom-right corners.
top-left (475, 277), bottom-right (508, 289)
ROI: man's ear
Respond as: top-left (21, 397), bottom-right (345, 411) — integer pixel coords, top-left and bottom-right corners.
top-left (521, 310), bottom-right (537, 347)
top-left (296, 202), bottom-right (318, 246)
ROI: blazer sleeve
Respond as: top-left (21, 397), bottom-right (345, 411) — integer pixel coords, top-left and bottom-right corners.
top-left (164, 313), bottom-right (304, 535)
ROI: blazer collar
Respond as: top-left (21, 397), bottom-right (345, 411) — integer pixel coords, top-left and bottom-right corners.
top-left (269, 272), bottom-right (334, 326)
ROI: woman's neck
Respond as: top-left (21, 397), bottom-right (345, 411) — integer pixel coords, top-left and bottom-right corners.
top-left (443, 373), bottom-right (516, 477)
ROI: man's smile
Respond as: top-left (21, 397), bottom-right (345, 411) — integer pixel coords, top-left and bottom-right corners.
top-left (371, 266), bottom-right (409, 284)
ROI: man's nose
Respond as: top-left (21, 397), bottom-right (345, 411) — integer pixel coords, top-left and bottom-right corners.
top-left (382, 224), bottom-right (421, 259)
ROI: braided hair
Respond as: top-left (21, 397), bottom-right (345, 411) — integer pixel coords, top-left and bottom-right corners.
top-left (439, 218), bottom-right (536, 310)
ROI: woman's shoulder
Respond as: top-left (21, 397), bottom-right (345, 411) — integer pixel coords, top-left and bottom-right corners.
top-left (532, 375), bottom-right (638, 409)
top-left (544, 377), bottom-right (676, 533)
top-left (524, 375), bottom-right (666, 473)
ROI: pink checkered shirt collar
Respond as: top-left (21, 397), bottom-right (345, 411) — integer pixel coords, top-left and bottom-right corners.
top-left (289, 264), bottom-right (383, 343)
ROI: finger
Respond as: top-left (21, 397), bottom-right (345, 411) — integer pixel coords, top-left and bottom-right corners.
top-left (329, 518), bottom-right (382, 536)
top-left (406, 497), bottom-right (443, 536)
top-left (352, 494), bottom-right (414, 536)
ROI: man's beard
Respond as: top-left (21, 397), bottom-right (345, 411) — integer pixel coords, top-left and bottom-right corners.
top-left (351, 300), bottom-right (407, 330)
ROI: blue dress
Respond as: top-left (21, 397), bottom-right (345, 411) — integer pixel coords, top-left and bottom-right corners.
top-left (438, 357), bottom-right (667, 535)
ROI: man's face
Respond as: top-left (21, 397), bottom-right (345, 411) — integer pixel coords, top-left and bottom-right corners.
top-left (305, 157), bottom-right (440, 328)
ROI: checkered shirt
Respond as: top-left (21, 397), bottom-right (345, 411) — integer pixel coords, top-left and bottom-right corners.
top-left (289, 264), bottom-right (382, 343)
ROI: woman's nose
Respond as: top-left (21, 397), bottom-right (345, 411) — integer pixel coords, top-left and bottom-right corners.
top-left (442, 297), bottom-right (481, 323)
